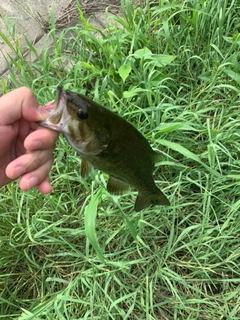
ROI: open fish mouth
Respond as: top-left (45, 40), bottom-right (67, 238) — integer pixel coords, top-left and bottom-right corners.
top-left (39, 86), bottom-right (70, 132)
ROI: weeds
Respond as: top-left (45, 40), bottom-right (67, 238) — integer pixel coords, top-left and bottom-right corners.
top-left (0, 0), bottom-right (240, 318)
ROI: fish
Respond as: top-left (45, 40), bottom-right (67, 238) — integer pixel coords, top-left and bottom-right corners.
top-left (39, 86), bottom-right (170, 211)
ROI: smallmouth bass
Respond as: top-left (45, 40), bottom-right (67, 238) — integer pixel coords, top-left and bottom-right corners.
top-left (40, 87), bottom-right (170, 211)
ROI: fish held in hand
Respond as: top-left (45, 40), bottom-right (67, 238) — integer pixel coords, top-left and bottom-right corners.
top-left (39, 87), bottom-right (170, 211)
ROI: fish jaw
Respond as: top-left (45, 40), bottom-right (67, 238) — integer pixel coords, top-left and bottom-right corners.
top-left (39, 87), bottom-right (71, 133)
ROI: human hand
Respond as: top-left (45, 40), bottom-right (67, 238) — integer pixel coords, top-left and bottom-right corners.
top-left (0, 87), bottom-right (59, 193)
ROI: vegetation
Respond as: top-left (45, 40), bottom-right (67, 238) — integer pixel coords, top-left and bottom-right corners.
top-left (0, 0), bottom-right (240, 318)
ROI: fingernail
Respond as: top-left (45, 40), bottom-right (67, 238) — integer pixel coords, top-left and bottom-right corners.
top-left (27, 177), bottom-right (38, 189)
top-left (10, 166), bottom-right (25, 179)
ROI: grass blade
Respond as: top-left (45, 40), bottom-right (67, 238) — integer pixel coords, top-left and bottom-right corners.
top-left (84, 189), bottom-right (105, 263)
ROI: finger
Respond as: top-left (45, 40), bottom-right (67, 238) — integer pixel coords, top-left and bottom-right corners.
top-left (18, 157), bottom-right (54, 191)
top-left (24, 126), bottom-right (59, 151)
top-left (35, 177), bottom-right (53, 194)
top-left (6, 147), bottom-right (55, 180)
top-left (0, 87), bottom-right (49, 125)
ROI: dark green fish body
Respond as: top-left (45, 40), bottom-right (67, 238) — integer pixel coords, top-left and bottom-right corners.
top-left (40, 87), bottom-right (169, 211)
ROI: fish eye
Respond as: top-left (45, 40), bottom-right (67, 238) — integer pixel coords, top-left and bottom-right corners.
top-left (77, 109), bottom-right (88, 120)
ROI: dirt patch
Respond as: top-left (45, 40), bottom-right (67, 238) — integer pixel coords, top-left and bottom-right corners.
top-left (36, 0), bottom-right (146, 32)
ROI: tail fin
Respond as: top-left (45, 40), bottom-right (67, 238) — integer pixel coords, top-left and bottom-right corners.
top-left (134, 190), bottom-right (169, 212)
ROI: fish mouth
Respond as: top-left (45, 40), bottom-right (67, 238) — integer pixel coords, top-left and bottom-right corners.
top-left (39, 86), bottom-right (70, 132)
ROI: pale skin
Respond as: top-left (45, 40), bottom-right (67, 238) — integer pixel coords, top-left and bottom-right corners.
top-left (0, 87), bottom-right (58, 193)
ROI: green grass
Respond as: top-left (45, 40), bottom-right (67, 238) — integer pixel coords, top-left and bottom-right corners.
top-left (1, 0), bottom-right (240, 318)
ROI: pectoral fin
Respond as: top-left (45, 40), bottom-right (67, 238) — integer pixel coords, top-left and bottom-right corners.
top-left (80, 158), bottom-right (93, 178)
top-left (107, 176), bottom-right (130, 195)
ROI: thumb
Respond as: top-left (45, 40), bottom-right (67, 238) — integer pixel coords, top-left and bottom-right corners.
top-left (0, 87), bottom-right (49, 125)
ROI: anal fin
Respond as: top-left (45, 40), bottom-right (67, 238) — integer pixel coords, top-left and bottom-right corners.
top-left (107, 176), bottom-right (130, 195)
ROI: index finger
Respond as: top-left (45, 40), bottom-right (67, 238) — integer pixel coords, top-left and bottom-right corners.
top-left (24, 125), bottom-right (59, 151)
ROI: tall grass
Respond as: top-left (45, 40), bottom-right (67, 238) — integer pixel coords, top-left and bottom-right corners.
top-left (0, 0), bottom-right (240, 318)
